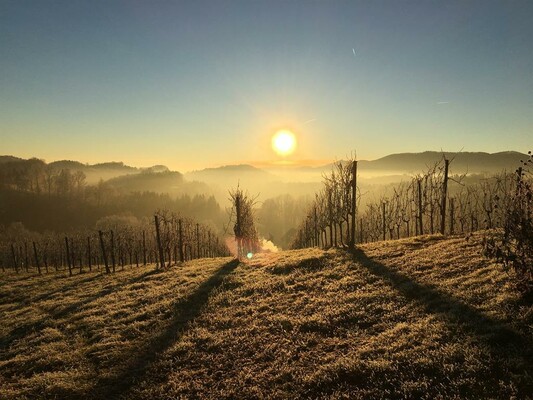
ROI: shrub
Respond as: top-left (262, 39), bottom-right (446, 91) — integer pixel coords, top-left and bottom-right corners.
top-left (483, 151), bottom-right (533, 296)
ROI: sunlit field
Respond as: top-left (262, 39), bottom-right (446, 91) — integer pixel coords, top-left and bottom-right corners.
top-left (1, 232), bottom-right (531, 399)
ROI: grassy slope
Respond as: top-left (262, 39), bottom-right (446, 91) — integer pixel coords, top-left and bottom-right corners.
top-left (1, 233), bottom-right (532, 399)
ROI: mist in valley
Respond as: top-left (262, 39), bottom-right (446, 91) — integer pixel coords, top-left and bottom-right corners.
top-left (1, 151), bottom-right (527, 250)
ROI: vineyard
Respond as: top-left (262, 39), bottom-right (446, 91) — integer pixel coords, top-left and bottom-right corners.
top-left (291, 153), bottom-right (532, 248)
top-left (291, 152), bottom-right (533, 294)
top-left (0, 182), bottom-right (267, 277)
top-left (0, 211), bottom-right (230, 276)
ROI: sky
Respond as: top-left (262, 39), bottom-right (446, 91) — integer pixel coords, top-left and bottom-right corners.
top-left (1, 0), bottom-right (532, 171)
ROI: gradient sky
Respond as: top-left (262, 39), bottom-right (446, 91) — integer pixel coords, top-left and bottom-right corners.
top-left (1, 0), bottom-right (532, 171)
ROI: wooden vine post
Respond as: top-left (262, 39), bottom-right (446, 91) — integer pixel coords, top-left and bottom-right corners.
top-left (350, 160), bottom-right (357, 249)
top-left (196, 223), bottom-right (200, 259)
top-left (24, 242), bottom-right (29, 272)
top-left (98, 230), bottom-right (110, 274)
top-left (314, 204), bottom-right (318, 247)
top-left (417, 178), bottom-right (424, 235)
top-left (87, 236), bottom-right (92, 271)
top-left (208, 230), bottom-right (212, 258)
top-left (110, 230), bottom-right (116, 273)
top-left (178, 218), bottom-right (184, 262)
top-left (142, 230), bottom-right (147, 265)
top-left (382, 202), bottom-right (387, 241)
top-left (154, 215), bottom-right (165, 269)
top-left (440, 158), bottom-right (449, 235)
top-left (11, 244), bottom-right (18, 273)
top-left (449, 197), bottom-right (455, 235)
top-left (65, 237), bottom-right (72, 276)
top-left (32, 241), bottom-right (41, 275)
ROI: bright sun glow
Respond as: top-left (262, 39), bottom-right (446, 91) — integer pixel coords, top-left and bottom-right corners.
top-left (272, 130), bottom-right (297, 156)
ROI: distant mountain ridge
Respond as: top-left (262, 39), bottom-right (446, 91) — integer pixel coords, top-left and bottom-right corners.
top-left (286, 151), bottom-right (527, 176)
top-left (2, 151), bottom-right (527, 191)
top-left (184, 151), bottom-right (527, 187)
top-left (106, 170), bottom-right (183, 191)
top-left (0, 155), bottom-right (24, 164)
top-left (186, 164), bottom-right (273, 182)
top-left (358, 151), bottom-right (526, 174)
top-left (0, 156), bottom-right (170, 184)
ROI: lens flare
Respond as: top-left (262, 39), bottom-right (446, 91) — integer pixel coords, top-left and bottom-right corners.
top-left (246, 252), bottom-right (253, 259)
top-left (272, 130), bottom-right (296, 156)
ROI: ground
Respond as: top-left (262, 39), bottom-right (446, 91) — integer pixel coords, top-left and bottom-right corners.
top-left (1, 233), bottom-right (532, 399)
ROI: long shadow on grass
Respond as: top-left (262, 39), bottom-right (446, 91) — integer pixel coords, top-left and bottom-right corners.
top-left (352, 249), bottom-right (533, 371)
top-left (93, 259), bottom-right (240, 400)
top-left (0, 269), bottom-right (159, 354)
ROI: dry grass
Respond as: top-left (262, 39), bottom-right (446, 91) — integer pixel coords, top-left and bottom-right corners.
top-left (1, 233), bottom-right (532, 399)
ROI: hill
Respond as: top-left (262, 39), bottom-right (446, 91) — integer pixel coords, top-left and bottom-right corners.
top-left (358, 151), bottom-right (527, 174)
top-left (0, 156), bottom-right (24, 164)
top-left (192, 151), bottom-right (528, 191)
top-left (186, 164), bottom-right (276, 186)
top-left (282, 150), bottom-right (525, 175)
top-left (1, 233), bottom-right (531, 399)
top-left (105, 170), bottom-right (214, 198)
top-left (106, 170), bottom-right (185, 192)
top-left (0, 156), bottom-right (171, 185)
top-left (48, 160), bottom-right (140, 184)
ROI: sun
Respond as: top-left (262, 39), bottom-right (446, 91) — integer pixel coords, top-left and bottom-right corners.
top-left (272, 130), bottom-right (297, 156)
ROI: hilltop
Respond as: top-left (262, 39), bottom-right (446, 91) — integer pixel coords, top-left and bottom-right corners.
top-left (185, 164), bottom-right (275, 186)
top-left (286, 151), bottom-right (527, 177)
top-left (357, 151), bottom-right (526, 174)
top-left (1, 232), bottom-right (531, 399)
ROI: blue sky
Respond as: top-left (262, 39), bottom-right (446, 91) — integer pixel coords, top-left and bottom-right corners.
top-left (1, 0), bottom-right (532, 170)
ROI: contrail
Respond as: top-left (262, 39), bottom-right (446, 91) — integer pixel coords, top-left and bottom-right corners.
top-left (304, 119), bottom-right (316, 125)
top-left (437, 101), bottom-right (450, 104)
top-left (352, 48), bottom-right (356, 56)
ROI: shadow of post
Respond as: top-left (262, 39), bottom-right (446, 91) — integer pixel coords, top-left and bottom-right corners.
top-left (351, 248), bottom-right (533, 374)
top-left (93, 258), bottom-right (240, 399)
